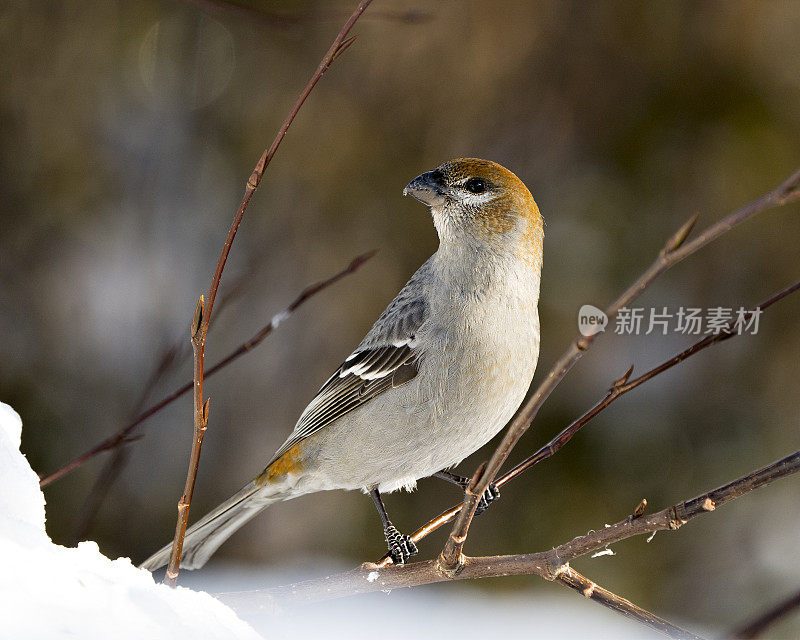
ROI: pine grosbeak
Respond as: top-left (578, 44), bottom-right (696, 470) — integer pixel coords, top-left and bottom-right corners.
top-left (142, 158), bottom-right (543, 569)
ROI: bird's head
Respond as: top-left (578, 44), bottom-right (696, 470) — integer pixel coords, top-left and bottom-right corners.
top-left (404, 158), bottom-right (543, 266)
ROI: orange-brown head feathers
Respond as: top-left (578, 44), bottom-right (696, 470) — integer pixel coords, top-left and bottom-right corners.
top-left (405, 158), bottom-right (542, 267)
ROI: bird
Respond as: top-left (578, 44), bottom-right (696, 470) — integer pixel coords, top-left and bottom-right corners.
top-left (141, 157), bottom-right (543, 571)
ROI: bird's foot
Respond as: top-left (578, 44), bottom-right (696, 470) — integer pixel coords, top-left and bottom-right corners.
top-left (474, 482), bottom-right (500, 516)
top-left (384, 523), bottom-right (418, 565)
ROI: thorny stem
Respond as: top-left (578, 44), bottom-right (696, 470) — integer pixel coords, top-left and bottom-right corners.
top-left (436, 167), bottom-right (800, 572)
top-left (161, 0), bottom-right (374, 586)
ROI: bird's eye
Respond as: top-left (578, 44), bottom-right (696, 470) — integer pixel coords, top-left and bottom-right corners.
top-left (464, 178), bottom-right (486, 194)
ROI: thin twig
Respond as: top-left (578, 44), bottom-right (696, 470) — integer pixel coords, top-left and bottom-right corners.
top-left (726, 587), bottom-right (800, 639)
top-left (437, 167), bottom-right (800, 572)
top-left (69, 326), bottom-right (191, 540)
top-left (199, 251), bottom-right (376, 380)
top-left (38, 251), bottom-right (375, 488)
top-left (502, 275), bottom-right (799, 483)
top-left (161, 0), bottom-right (375, 586)
top-left (197, 0), bottom-right (375, 336)
top-left (553, 450), bottom-right (800, 562)
top-left (215, 449), bottom-right (800, 613)
top-left (378, 277), bottom-right (800, 563)
top-left (68, 447), bottom-right (130, 545)
top-left (555, 566), bottom-right (704, 640)
top-left (185, 0), bottom-right (429, 27)
top-left (163, 297), bottom-right (209, 586)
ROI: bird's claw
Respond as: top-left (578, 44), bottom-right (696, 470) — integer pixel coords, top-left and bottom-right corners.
top-left (384, 524), bottom-right (418, 565)
top-left (475, 482), bottom-right (500, 516)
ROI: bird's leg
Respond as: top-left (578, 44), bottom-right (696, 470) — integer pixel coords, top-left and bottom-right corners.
top-left (369, 487), bottom-right (417, 565)
top-left (433, 470), bottom-right (500, 516)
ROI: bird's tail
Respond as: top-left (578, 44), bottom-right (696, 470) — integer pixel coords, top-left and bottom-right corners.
top-left (140, 480), bottom-right (282, 572)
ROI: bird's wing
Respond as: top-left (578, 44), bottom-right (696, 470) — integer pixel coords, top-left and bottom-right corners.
top-left (268, 269), bottom-right (430, 464)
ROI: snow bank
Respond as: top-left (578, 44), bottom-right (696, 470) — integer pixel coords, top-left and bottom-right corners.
top-left (0, 402), bottom-right (261, 640)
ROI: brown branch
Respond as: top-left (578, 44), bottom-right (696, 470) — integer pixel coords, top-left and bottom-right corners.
top-left (38, 250), bottom-right (374, 488)
top-left (219, 556), bottom-right (710, 640)
top-left (160, 0), bottom-right (374, 586)
top-left (200, 251), bottom-right (375, 379)
top-left (552, 450), bottom-right (800, 563)
top-left (499, 276), bottom-right (799, 483)
top-left (727, 587), bottom-right (800, 639)
top-left (197, 1), bottom-right (374, 334)
top-left (68, 321), bottom-right (195, 540)
top-left (216, 449), bottom-right (800, 624)
top-left (217, 556), bottom-right (551, 613)
top-left (377, 277), bottom-right (800, 565)
top-left (437, 167), bottom-right (800, 572)
top-left (163, 297), bottom-right (209, 586)
top-left (185, 0), bottom-right (431, 27)
top-left (68, 447), bottom-right (130, 544)
top-left (555, 566), bottom-right (704, 640)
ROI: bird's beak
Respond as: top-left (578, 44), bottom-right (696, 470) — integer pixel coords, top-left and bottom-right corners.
top-left (403, 170), bottom-right (446, 207)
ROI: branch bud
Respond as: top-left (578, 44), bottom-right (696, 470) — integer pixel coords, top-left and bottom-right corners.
top-left (332, 35), bottom-right (358, 62)
top-left (665, 213), bottom-right (699, 253)
top-left (190, 295), bottom-right (204, 339)
top-left (611, 365), bottom-right (635, 390)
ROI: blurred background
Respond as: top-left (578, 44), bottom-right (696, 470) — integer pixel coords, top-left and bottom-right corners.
top-left (2, 0), bottom-right (799, 635)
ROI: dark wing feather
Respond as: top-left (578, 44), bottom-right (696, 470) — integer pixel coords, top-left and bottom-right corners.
top-left (268, 262), bottom-right (432, 464)
top-left (269, 344), bottom-right (419, 462)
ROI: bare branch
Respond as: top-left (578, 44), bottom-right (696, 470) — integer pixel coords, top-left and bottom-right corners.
top-left (163, 295), bottom-right (208, 586)
top-left (727, 587), bottom-right (800, 639)
top-left (215, 449), bottom-right (799, 618)
top-left (555, 566), bottom-right (705, 640)
top-left (437, 167), bottom-right (800, 572)
top-left (38, 250), bottom-right (374, 488)
top-left (200, 0), bottom-right (375, 332)
top-left (552, 450), bottom-right (800, 563)
top-left (68, 447), bottom-right (130, 544)
top-left (66, 259), bottom-right (262, 537)
top-left (160, 0), bottom-right (375, 586)
top-left (184, 0), bottom-right (431, 28)
top-left (379, 277), bottom-right (800, 565)
top-left (220, 555), bottom-right (712, 640)
top-left (202, 251), bottom-right (376, 378)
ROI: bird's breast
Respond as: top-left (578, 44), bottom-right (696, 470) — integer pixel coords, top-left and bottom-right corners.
top-left (416, 287), bottom-right (541, 422)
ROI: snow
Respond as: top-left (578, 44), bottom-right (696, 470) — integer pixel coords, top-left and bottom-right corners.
top-left (0, 400), bottom-right (672, 639)
top-left (0, 403), bottom-right (47, 549)
top-left (0, 402), bottom-right (261, 640)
